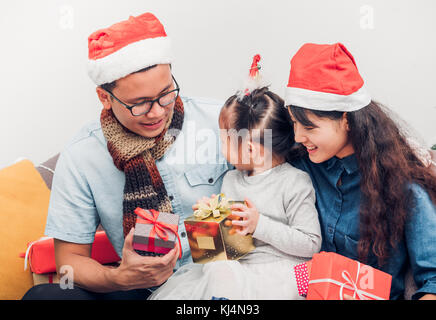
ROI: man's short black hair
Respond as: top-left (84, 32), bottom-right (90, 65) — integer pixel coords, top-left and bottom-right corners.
top-left (100, 64), bottom-right (158, 92)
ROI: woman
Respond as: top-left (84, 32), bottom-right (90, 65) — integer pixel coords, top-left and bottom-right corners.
top-left (284, 42), bottom-right (436, 300)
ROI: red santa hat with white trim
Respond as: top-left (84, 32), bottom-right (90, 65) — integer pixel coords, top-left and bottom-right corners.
top-left (87, 12), bottom-right (172, 86)
top-left (284, 43), bottom-right (371, 112)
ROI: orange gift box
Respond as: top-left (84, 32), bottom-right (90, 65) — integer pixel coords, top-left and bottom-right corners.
top-left (306, 251), bottom-right (392, 300)
top-left (22, 231), bottom-right (120, 274)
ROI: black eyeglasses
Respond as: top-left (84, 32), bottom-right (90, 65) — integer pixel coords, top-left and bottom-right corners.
top-left (105, 75), bottom-right (180, 116)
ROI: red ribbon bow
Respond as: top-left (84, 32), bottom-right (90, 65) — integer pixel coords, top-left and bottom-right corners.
top-left (134, 207), bottom-right (182, 259)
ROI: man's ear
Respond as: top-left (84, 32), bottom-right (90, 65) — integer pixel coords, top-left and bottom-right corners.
top-left (96, 87), bottom-right (113, 110)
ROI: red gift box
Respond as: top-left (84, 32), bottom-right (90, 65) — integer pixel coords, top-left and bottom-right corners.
top-left (132, 208), bottom-right (182, 258)
top-left (21, 231), bottom-right (120, 274)
top-left (306, 251), bottom-right (392, 300)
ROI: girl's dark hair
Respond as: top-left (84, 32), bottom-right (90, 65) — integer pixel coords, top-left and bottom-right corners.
top-left (221, 87), bottom-right (295, 161)
top-left (290, 101), bottom-right (436, 266)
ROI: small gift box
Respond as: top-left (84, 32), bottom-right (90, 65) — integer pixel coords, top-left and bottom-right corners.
top-left (184, 194), bottom-right (255, 264)
top-left (132, 208), bottom-right (182, 258)
top-left (296, 251), bottom-right (392, 300)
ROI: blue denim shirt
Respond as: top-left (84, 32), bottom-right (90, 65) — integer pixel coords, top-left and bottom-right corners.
top-left (291, 153), bottom-right (436, 300)
top-left (45, 96), bottom-right (230, 271)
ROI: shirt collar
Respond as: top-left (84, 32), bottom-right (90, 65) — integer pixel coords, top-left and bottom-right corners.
top-left (325, 153), bottom-right (359, 174)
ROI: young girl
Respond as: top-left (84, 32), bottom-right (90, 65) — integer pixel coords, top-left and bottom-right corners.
top-left (284, 42), bottom-right (436, 300)
top-left (148, 58), bottom-right (322, 300)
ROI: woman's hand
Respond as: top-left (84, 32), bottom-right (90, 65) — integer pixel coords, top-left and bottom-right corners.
top-left (344, 293), bottom-right (436, 300)
top-left (229, 197), bottom-right (259, 236)
top-left (419, 293), bottom-right (436, 300)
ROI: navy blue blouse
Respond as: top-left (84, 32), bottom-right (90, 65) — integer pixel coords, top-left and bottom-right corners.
top-left (291, 154), bottom-right (436, 299)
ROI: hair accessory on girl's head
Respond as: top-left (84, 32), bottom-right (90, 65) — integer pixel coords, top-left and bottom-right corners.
top-left (248, 54), bottom-right (261, 82)
top-left (236, 54), bottom-right (267, 101)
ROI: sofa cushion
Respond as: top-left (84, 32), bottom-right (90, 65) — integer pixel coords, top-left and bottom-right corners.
top-left (0, 159), bottom-right (51, 299)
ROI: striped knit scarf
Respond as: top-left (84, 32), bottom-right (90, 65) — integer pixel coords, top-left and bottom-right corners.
top-left (100, 97), bottom-right (184, 238)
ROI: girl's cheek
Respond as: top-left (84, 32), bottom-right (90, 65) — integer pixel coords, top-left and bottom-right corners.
top-left (223, 142), bottom-right (238, 165)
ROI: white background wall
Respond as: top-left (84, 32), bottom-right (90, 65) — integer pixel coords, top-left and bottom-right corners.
top-left (1, 0), bottom-right (435, 169)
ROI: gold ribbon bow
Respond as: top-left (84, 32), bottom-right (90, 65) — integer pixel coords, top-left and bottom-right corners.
top-left (193, 193), bottom-right (231, 219)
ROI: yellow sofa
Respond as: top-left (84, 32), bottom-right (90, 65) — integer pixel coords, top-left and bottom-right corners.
top-left (0, 155), bottom-right (58, 299)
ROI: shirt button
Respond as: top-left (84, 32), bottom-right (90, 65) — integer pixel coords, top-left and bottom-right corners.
top-left (169, 195), bottom-right (174, 201)
top-left (181, 232), bottom-right (186, 238)
top-left (328, 227), bottom-right (334, 234)
top-left (208, 178), bottom-right (214, 183)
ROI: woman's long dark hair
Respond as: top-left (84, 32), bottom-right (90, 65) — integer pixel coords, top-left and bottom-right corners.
top-left (290, 101), bottom-right (436, 266)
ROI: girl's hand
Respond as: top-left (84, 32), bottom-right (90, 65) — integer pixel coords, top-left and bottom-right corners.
top-left (192, 194), bottom-right (216, 211)
top-left (229, 197), bottom-right (259, 236)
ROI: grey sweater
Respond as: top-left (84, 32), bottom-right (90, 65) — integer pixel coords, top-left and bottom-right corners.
top-left (221, 162), bottom-right (322, 265)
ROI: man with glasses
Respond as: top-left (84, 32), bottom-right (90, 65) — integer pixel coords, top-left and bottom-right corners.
top-left (103, 75), bottom-right (179, 118)
top-left (22, 13), bottom-right (229, 299)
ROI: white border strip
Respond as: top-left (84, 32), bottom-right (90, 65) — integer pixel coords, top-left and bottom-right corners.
top-left (284, 84), bottom-right (371, 112)
top-left (87, 36), bottom-right (173, 85)
top-left (37, 164), bottom-right (55, 174)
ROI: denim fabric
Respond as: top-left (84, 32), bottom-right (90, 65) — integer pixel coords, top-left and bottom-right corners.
top-left (45, 96), bottom-right (230, 271)
top-left (291, 153), bottom-right (436, 299)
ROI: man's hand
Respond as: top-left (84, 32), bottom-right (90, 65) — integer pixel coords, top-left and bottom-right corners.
top-left (229, 198), bottom-right (260, 236)
top-left (109, 227), bottom-right (179, 290)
